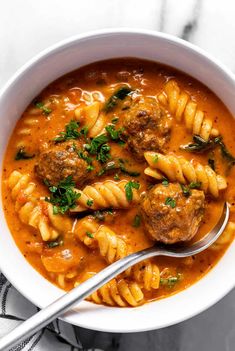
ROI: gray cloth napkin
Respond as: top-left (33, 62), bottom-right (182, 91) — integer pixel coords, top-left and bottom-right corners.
top-left (0, 273), bottom-right (103, 351)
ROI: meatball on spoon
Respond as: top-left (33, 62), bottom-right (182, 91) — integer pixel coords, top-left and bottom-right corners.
top-left (0, 203), bottom-right (229, 350)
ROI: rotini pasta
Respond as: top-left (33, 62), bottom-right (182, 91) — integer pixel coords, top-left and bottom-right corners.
top-left (158, 80), bottom-right (219, 141)
top-left (124, 260), bottom-right (160, 291)
top-left (8, 171), bottom-right (72, 241)
top-left (75, 102), bottom-right (106, 137)
top-left (210, 221), bottom-right (235, 250)
top-left (74, 217), bottom-right (128, 263)
top-left (75, 272), bottom-right (144, 307)
top-left (71, 180), bottom-right (140, 212)
top-left (144, 151), bottom-right (227, 197)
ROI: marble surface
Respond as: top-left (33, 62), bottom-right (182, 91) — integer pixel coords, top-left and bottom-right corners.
top-left (1, 0), bottom-right (235, 350)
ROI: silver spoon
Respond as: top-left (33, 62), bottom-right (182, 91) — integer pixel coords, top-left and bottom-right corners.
top-left (0, 202), bottom-right (229, 351)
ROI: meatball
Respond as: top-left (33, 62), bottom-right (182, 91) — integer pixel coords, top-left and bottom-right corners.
top-left (140, 183), bottom-right (205, 244)
top-left (35, 140), bottom-right (94, 186)
top-left (123, 97), bottom-right (172, 160)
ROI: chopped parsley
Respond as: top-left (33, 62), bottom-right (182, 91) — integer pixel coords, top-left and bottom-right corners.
top-left (162, 178), bottom-right (169, 187)
top-left (189, 181), bottom-right (201, 189)
top-left (86, 231), bottom-right (94, 239)
top-left (86, 199), bottom-right (94, 207)
top-left (35, 101), bottom-right (52, 115)
top-left (153, 154), bottom-right (159, 163)
top-left (160, 274), bottom-right (181, 287)
top-left (44, 175), bottom-right (80, 214)
top-left (180, 184), bottom-right (191, 197)
top-left (124, 180), bottom-right (140, 201)
top-left (105, 124), bottom-right (125, 142)
top-left (47, 239), bottom-right (64, 248)
top-left (54, 120), bottom-right (80, 142)
top-left (84, 134), bottom-right (111, 163)
top-left (165, 197), bottom-right (176, 208)
top-left (93, 209), bottom-right (114, 222)
top-left (114, 173), bottom-right (120, 180)
top-left (103, 86), bottom-right (132, 113)
top-left (180, 182), bottom-right (201, 197)
top-left (132, 214), bottom-right (141, 227)
top-left (111, 117), bottom-right (119, 124)
top-left (86, 164), bottom-right (94, 172)
top-left (15, 147), bottom-right (35, 160)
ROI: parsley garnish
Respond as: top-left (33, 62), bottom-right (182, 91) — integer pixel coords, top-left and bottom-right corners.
top-left (132, 214), bottom-right (141, 227)
top-left (87, 199), bottom-right (94, 207)
top-left (189, 182), bottom-right (201, 189)
top-left (85, 134), bottom-right (111, 164)
top-left (160, 274), bottom-right (182, 287)
top-left (124, 180), bottom-right (140, 201)
top-left (180, 184), bottom-right (191, 197)
top-left (44, 176), bottom-right (80, 214)
top-left (35, 101), bottom-right (52, 115)
top-left (162, 178), bottom-right (169, 187)
top-left (15, 147), bottom-right (35, 160)
top-left (114, 173), bottom-right (120, 180)
top-left (103, 87), bottom-right (132, 113)
top-left (153, 154), bottom-right (159, 163)
top-left (111, 117), bottom-right (119, 124)
top-left (105, 125), bottom-right (125, 142)
top-left (47, 239), bottom-right (64, 248)
top-left (86, 231), bottom-right (94, 239)
top-left (165, 197), bottom-right (176, 208)
top-left (53, 120), bottom-right (80, 142)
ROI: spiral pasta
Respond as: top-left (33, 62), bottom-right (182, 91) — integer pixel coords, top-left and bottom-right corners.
top-left (71, 180), bottom-right (140, 212)
top-left (74, 102), bottom-right (106, 138)
top-left (210, 221), bottom-right (235, 251)
top-left (158, 80), bottom-right (219, 141)
top-left (124, 260), bottom-right (160, 291)
top-left (74, 217), bottom-right (128, 263)
top-left (8, 170), bottom-right (72, 241)
top-left (75, 272), bottom-right (144, 307)
top-left (144, 151), bottom-right (227, 197)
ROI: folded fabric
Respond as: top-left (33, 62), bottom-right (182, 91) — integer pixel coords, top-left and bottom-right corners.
top-left (0, 273), bottom-right (102, 351)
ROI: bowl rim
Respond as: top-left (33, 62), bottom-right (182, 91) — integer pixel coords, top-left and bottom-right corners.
top-left (0, 27), bottom-right (235, 333)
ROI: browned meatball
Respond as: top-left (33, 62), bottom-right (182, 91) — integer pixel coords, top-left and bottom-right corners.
top-left (35, 140), bottom-right (95, 186)
top-left (140, 183), bottom-right (205, 244)
top-left (123, 97), bottom-right (172, 160)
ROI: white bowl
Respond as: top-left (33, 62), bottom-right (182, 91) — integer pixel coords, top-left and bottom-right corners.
top-left (0, 29), bottom-right (235, 333)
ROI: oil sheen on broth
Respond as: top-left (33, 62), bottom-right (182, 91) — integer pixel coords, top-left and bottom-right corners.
top-left (2, 59), bottom-right (235, 307)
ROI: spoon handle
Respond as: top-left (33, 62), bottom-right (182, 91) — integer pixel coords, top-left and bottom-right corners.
top-left (0, 246), bottom-right (158, 350)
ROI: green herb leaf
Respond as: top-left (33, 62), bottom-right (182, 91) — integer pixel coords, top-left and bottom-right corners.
top-left (105, 125), bottom-right (125, 141)
top-left (86, 231), bottom-right (94, 239)
top-left (114, 173), bottom-right (120, 180)
top-left (35, 101), bottom-right (52, 115)
top-left (124, 180), bottom-right (140, 201)
top-left (153, 154), bottom-right (159, 163)
top-left (180, 184), bottom-right (191, 197)
top-left (214, 136), bottom-right (235, 166)
top-left (181, 135), bottom-right (214, 153)
top-left (132, 214), bottom-right (141, 227)
top-left (15, 148), bottom-right (35, 161)
top-left (189, 182), bottom-right (201, 189)
top-left (104, 87), bottom-right (132, 112)
top-left (44, 176), bottom-right (81, 214)
top-left (162, 178), bottom-right (169, 187)
top-left (165, 197), bottom-right (176, 208)
top-left (53, 120), bottom-right (82, 142)
top-left (86, 199), bottom-right (94, 207)
top-left (47, 239), bottom-right (64, 248)
top-left (111, 117), bottom-right (119, 124)
top-left (160, 274), bottom-right (181, 287)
